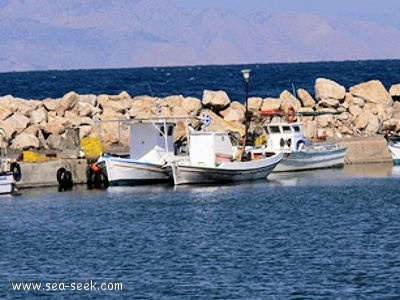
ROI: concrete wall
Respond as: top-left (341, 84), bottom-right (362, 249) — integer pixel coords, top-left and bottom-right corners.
top-left (18, 159), bottom-right (88, 188)
top-left (337, 136), bottom-right (393, 164)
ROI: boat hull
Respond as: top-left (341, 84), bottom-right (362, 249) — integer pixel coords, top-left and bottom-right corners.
top-left (273, 147), bottom-right (347, 172)
top-left (171, 152), bottom-right (283, 185)
top-left (388, 139), bottom-right (400, 165)
top-left (98, 156), bottom-right (171, 186)
top-left (0, 172), bottom-right (15, 194)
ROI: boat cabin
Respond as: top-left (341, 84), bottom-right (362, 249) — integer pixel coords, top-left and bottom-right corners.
top-left (130, 122), bottom-right (175, 160)
top-left (189, 131), bottom-right (233, 167)
top-left (263, 122), bottom-right (308, 151)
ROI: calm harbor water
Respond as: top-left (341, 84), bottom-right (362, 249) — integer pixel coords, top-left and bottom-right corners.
top-left (2, 164), bottom-right (400, 299)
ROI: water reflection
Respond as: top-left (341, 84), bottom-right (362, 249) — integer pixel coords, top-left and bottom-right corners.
top-left (268, 162), bottom-right (396, 187)
top-left (343, 162), bottom-right (393, 177)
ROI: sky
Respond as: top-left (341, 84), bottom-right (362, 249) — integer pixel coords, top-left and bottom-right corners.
top-left (171, 0), bottom-right (400, 27)
top-left (0, 0), bottom-right (399, 72)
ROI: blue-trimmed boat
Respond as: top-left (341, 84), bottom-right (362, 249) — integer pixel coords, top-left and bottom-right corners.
top-left (388, 137), bottom-right (400, 165)
top-left (252, 122), bottom-right (347, 172)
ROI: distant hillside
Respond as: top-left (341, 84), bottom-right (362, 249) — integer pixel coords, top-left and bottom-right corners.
top-left (0, 0), bottom-right (399, 72)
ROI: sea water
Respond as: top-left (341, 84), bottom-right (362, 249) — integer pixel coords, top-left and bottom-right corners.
top-left (1, 60), bottom-right (400, 101)
top-left (1, 164), bottom-right (400, 299)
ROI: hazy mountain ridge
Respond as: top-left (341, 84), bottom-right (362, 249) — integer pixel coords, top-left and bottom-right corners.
top-left (0, 0), bottom-right (399, 72)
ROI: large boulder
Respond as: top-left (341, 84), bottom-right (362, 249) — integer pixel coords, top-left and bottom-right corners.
top-left (315, 78), bottom-right (346, 101)
top-left (56, 91), bottom-right (80, 117)
top-left (0, 103), bottom-right (14, 120)
top-left (165, 95), bottom-right (183, 108)
top-left (202, 90), bottom-right (230, 111)
top-left (297, 88), bottom-right (316, 107)
top-left (392, 101), bottom-right (400, 119)
top-left (0, 120), bottom-right (16, 140)
top-left (316, 114), bottom-right (334, 128)
top-left (42, 98), bottom-right (58, 111)
top-left (364, 102), bottom-right (393, 121)
top-left (261, 97), bottom-right (281, 111)
top-left (317, 98), bottom-right (340, 109)
top-left (98, 92), bottom-right (133, 114)
top-left (247, 97), bottom-right (263, 112)
top-left (17, 99), bottom-right (41, 116)
top-left (78, 94), bottom-right (98, 106)
top-left (42, 115), bottom-right (72, 135)
top-left (365, 114), bottom-right (381, 134)
top-left (349, 80), bottom-right (392, 105)
top-left (128, 96), bottom-right (158, 119)
top-left (77, 102), bottom-right (97, 117)
top-left (0, 95), bottom-right (17, 118)
top-left (344, 93), bottom-right (365, 108)
top-left (181, 97), bottom-right (202, 116)
top-left (389, 83), bottom-right (400, 100)
top-left (21, 124), bottom-right (48, 149)
top-left (354, 110), bottom-right (373, 131)
top-left (302, 121), bottom-right (318, 139)
top-left (10, 133), bottom-right (40, 150)
top-left (220, 101), bottom-right (246, 123)
top-left (5, 112), bottom-right (30, 133)
top-left (30, 106), bottom-right (48, 124)
top-left (337, 111), bottom-right (352, 125)
top-left (77, 125), bottom-right (95, 139)
top-left (279, 90), bottom-right (302, 111)
top-left (46, 134), bottom-right (66, 150)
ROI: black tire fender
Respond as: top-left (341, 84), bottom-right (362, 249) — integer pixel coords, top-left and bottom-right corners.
top-left (57, 167), bottom-right (67, 185)
top-left (10, 162), bottom-right (21, 182)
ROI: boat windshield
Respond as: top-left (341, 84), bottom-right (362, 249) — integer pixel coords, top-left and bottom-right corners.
top-left (268, 126), bottom-right (281, 134)
top-left (293, 125), bottom-right (301, 132)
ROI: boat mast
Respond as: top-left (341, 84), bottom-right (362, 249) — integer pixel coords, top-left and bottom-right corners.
top-left (241, 69), bottom-right (251, 161)
top-left (0, 128), bottom-right (6, 172)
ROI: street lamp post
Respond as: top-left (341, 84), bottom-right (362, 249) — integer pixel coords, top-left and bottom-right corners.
top-left (241, 69), bottom-right (251, 161)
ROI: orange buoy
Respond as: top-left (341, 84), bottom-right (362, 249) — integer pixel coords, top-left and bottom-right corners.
top-left (91, 163), bottom-right (100, 173)
top-left (286, 106), bottom-right (296, 123)
top-left (260, 108), bottom-right (283, 116)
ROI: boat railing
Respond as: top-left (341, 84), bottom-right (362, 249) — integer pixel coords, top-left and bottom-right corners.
top-left (303, 141), bottom-right (341, 151)
top-left (94, 116), bottom-right (197, 146)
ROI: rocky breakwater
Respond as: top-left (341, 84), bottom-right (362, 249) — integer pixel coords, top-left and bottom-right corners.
top-left (0, 78), bottom-right (399, 163)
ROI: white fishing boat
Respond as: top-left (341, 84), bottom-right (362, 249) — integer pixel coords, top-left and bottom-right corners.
top-left (96, 120), bottom-right (178, 185)
top-left (0, 171), bottom-right (16, 194)
top-left (0, 128), bottom-right (21, 194)
top-left (387, 136), bottom-right (400, 165)
top-left (254, 122), bottom-right (347, 172)
top-left (169, 130), bottom-right (283, 185)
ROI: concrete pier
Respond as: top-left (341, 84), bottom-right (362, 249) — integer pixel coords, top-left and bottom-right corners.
top-left (337, 135), bottom-right (393, 164)
top-left (18, 158), bottom-right (88, 189)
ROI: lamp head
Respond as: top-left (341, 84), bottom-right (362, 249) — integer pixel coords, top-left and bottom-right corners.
top-left (241, 69), bottom-right (251, 82)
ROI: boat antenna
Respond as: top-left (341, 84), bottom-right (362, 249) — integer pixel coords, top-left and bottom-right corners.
top-left (147, 83), bottom-right (154, 97)
top-left (291, 83), bottom-right (297, 97)
top-left (0, 128), bottom-right (6, 156)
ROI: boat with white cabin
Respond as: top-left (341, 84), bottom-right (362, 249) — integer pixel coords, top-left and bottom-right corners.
top-left (387, 136), bottom-right (400, 165)
top-left (0, 128), bottom-right (21, 194)
top-left (252, 122), bottom-right (347, 172)
top-left (96, 120), bottom-right (179, 185)
top-left (168, 130), bottom-right (283, 185)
